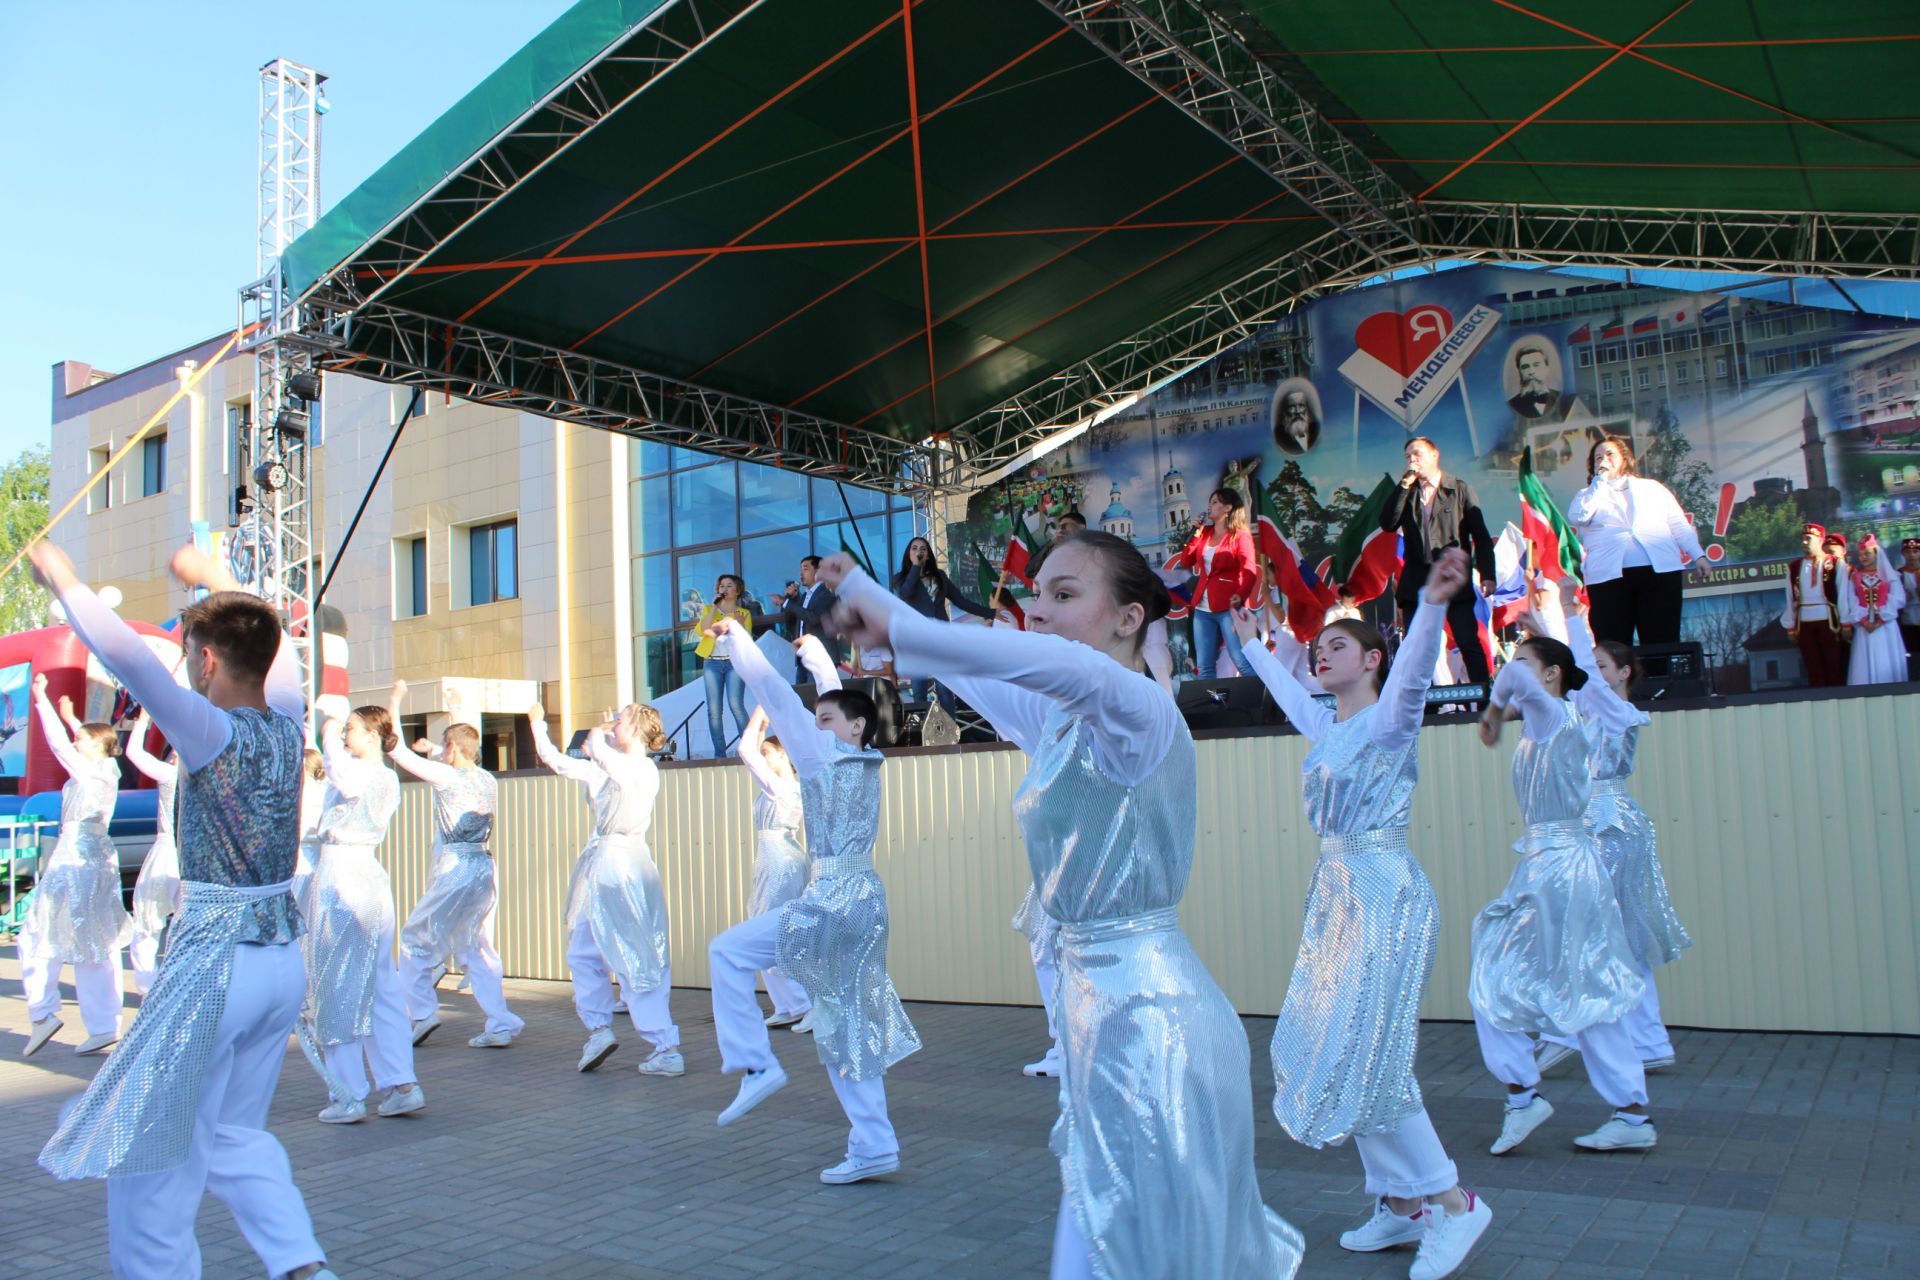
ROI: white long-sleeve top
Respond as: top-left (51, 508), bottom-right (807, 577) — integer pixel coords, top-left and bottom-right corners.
top-left (1493, 611), bottom-right (1642, 743)
top-left (313, 722), bottom-right (399, 847)
top-left (33, 689), bottom-right (120, 825)
top-left (581, 727), bottom-right (660, 840)
top-left (1239, 598), bottom-right (1444, 748)
top-left (123, 719), bottom-right (179, 842)
top-left (1567, 476), bottom-right (1705, 584)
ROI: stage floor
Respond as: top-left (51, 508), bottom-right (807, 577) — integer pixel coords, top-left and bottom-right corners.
top-left (3, 953), bottom-right (1915, 1278)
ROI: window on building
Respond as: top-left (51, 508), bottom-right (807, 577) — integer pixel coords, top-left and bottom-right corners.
top-left (1576, 348), bottom-right (1593, 368)
top-left (1715, 357), bottom-right (1729, 378)
top-left (1638, 370), bottom-right (1652, 390)
top-left (1601, 374), bottom-right (1614, 394)
top-left (392, 386), bottom-right (428, 421)
top-left (1676, 361), bottom-right (1690, 383)
top-left (139, 433), bottom-right (167, 498)
top-left (88, 446), bottom-right (113, 512)
top-left (462, 519), bottom-right (518, 606)
top-left (394, 535), bottom-right (428, 618)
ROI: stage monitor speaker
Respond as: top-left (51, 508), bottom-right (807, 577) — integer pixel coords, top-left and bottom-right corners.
top-left (1175, 675), bottom-right (1273, 732)
top-left (1635, 641), bottom-right (1709, 700)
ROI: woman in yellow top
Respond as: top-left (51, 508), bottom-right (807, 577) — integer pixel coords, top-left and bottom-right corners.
top-left (690, 574), bottom-right (755, 756)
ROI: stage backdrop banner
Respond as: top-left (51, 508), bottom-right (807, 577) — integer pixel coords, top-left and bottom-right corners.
top-left (947, 264), bottom-right (1920, 690)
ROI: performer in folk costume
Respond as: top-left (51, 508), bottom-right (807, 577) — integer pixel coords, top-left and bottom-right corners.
top-left (527, 702), bottom-right (683, 1076)
top-left (121, 709), bottom-right (181, 995)
top-left (1471, 579), bottom-right (1655, 1156)
top-left (19, 673), bottom-right (130, 1056)
top-left (304, 705), bottom-right (424, 1123)
top-left (1841, 534), bottom-right (1908, 687)
top-left (1230, 548), bottom-right (1492, 1280)
top-left (736, 703), bottom-right (813, 1031)
top-left (385, 680), bottom-right (525, 1050)
top-left (32, 543), bottom-right (332, 1279)
top-left (1539, 638), bottom-right (1692, 1076)
top-left (1781, 523), bottom-right (1850, 688)
top-left (826, 539), bottom-right (1302, 1278)
top-left (707, 624), bottom-right (920, 1185)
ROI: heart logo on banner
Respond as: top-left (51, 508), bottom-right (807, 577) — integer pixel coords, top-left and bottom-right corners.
top-left (1354, 306), bottom-right (1455, 378)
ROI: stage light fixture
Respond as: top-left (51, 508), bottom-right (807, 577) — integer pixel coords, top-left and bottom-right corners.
top-left (287, 372), bottom-right (322, 402)
top-left (274, 408), bottom-right (310, 436)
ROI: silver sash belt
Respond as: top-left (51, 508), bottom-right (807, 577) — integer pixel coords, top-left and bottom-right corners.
top-left (1319, 827), bottom-right (1411, 858)
top-left (40, 878), bottom-right (294, 1180)
top-left (1515, 818), bottom-right (1590, 856)
top-left (1058, 905), bottom-right (1181, 947)
top-left (1589, 778), bottom-right (1630, 798)
top-left (811, 853), bottom-right (874, 880)
top-left (439, 840), bottom-right (491, 858)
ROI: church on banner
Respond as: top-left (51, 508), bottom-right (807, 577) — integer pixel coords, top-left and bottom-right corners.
top-left (946, 263), bottom-right (1920, 692)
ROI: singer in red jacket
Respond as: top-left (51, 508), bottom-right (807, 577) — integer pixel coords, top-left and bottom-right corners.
top-left (1172, 489), bottom-right (1261, 677)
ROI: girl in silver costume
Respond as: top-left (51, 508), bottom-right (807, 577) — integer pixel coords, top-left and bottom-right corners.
top-left (736, 703), bottom-right (813, 1031)
top-left (1230, 549), bottom-right (1492, 1280)
top-left (1471, 581), bottom-right (1654, 1157)
top-left (386, 679), bottom-right (525, 1051)
top-left (121, 709), bottom-right (180, 995)
top-left (827, 538), bottom-right (1301, 1280)
top-left (304, 705), bottom-right (423, 1123)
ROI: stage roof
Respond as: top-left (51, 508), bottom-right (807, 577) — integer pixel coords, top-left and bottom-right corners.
top-left (285, 0), bottom-right (1920, 491)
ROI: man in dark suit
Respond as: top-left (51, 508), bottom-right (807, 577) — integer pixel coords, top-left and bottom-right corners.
top-left (776, 555), bottom-right (842, 684)
top-left (1378, 436), bottom-right (1498, 684)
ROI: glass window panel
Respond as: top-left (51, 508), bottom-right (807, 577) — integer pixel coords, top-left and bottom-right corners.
top-left (850, 516), bottom-right (890, 579)
top-left (495, 522), bottom-right (518, 600)
top-left (891, 510), bottom-right (919, 568)
top-left (740, 528), bottom-right (815, 620)
top-left (637, 632), bottom-right (698, 703)
top-left (672, 446), bottom-right (713, 470)
top-left (675, 545), bottom-right (742, 629)
top-left (672, 465), bottom-right (737, 545)
top-left (633, 554), bottom-right (676, 633)
top-left (470, 524), bottom-right (492, 605)
top-left (812, 476), bottom-right (887, 521)
top-left (410, 537), bottom-right (427, 618)
top-left (629, 438), bottom-right (670, 476)
top-left (631, 474), bottom-right (671, 552)
top-left (738, 461), bottom-right (810, 535)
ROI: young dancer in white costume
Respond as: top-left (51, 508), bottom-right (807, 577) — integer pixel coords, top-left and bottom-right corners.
top-left (304, 705), bottom-right (424, 1123)
top-left (1232, 548), bottom-right (1492, 1280)
top-left (737, 704), bottom-right (813, 1030)
top-left (826, 537), bottom-right (1302, 1278)
top-left (121, 709), bottom-right (181, 994)
top-left (1472, 580), bottom-right (1654, 1155)
top-left (706, 625), bottom-right (920, 1185)
top-left (19, 673), bottom-right (130, 1056)
top-left (527, 703), bottom-right (683, 1076)
top-left (32, 541), bottom-right (332, 1279)
top-left (385, 680), bottom-right (525, 1050)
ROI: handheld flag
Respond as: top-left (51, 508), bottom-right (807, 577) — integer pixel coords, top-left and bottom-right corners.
top-left (1517, 447), bottom-right (1583, 584)
top-left (1328, 474), bottom-right (1406, 605)
top-left (1488, 521), bottom-right (1531, 630)
top-left (974, 539), bottom-right (1024, 628)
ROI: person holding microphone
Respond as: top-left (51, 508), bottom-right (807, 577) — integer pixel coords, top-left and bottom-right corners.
top-left (1567, 437), bottom-right (1709, 647)
top-left (1379, 438), bottom-right (1497, 685)
top-left (1171, 488), bottom-right (1261, 678)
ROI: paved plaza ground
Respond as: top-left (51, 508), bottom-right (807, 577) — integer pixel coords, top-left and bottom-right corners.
top-left (3, 955), bottom-right (1915, 1278)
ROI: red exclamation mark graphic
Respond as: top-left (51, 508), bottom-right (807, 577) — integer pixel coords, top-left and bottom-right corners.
top-left (1706, 482), bottom-right (1735, 562)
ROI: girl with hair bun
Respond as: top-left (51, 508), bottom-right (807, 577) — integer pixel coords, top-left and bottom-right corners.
top-left (1229, 547), bottom-right (1492, 1280)
top-left (304, 704), bottom-right (423, 1123)
top-left (825, 532), bottom-right (1302, 1279)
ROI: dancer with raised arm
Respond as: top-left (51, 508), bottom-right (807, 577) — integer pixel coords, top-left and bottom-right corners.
top-left (826, 536), bottom-right (1301, 1278)
top-left (305, 705), bottom-right (424, 1123)
top-left (1471, 580), bottom-right (1654, 1156)
top-left (527, 703), bottom-right (682, 1076)
top-left (18, 673), bottom-right (130, 1056)
top-left (706, 626), bottom-right (920, 1185)
top-left (737, 704), bottom-right (813, 1031)
top-left (386, 680), bottom-right (524, 1051)
top-left (122, 709), bottom-right (180, 995)
top-left (1230, 547), bottom-right (1492, 1280)
top-left (31, 542), bottom-right (332, 1280)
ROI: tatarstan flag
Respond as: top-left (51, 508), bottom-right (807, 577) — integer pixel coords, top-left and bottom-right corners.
top-left (1518, 447), bottom-right (1583, 583)
top-left (1002, 507), bottom-right (1045, 587)
top-left (974, 539), bottom-right (1024, 628)
top-left (1329, 473), bottom-right (1405, 604)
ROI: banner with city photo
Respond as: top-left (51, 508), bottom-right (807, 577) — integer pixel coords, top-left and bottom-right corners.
top-left (945, 263), bottom-right (1920, 691)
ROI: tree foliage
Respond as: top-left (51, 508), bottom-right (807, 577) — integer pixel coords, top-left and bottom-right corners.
top-left (1639, 402), bottom-right (1717, 531)
top-left (0, 446), bottom-right (50, 635)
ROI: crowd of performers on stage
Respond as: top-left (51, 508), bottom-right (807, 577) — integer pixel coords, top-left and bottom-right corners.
top-left (17, 518), bottom-right (1713, 1280)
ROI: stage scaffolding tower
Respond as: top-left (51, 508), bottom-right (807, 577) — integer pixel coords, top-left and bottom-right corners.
top-left (237, 57), bottom-right (326, 699)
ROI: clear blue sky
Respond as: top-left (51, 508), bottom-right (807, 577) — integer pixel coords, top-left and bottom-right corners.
top-left (0, 1), bottom-right (575, 464)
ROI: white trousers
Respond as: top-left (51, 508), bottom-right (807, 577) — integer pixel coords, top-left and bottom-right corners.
top-left (1033, 952), bottom-right (1060, 1043)
top-left (1051, 1192), bottom-right (1097, 1280)
top-left (21, 952), bottom-right (123, 1036)
top-left (1475, 1009), bottom-right (1648, 1109)
top-left (130, 934), bottom-right (162, 995)
top-left (709, 911), bottom-right (898, 1159)
top-left (566, 916), bottom-right (678, 1049)
top-left (762, 964), bottom-right (811, 1017)
top-left (1353, 1106), bottom-right (1459, 1199)
top-left (398, 935), bottom-right (524, 1036)
top-left (321, 924), bottom-right (416, 1101)
top-left (1543, 961), bottom-right (1675, 1061)
top-left (107, 941), bottom-right (322, 1279)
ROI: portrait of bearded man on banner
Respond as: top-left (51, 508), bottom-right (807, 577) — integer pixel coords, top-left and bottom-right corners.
top-left (1272, 377), bottom-right (1323, 455)
top-left (1495, 336), bottom-right (1590, 466)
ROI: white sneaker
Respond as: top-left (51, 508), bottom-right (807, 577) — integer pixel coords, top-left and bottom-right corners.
top-left (638, 1048), bottom-right (685, 1077)
top-left (454, 974), bottom-right (471, 993)
top-left (1574, 1115), bottom-right (1658, 1151)
top-left (1338, 1197), bottom-right (1426, 1252)
top-left (428, 962), bottom-right (450, 989)
top-left (23, 1015), bottom-right (62, 1058)
top-left (75, 1030), bottom-right (119, 1056)
top-left (1410, 1192), bottom-right (1494, 1280)
top-left (1022, 1045), bottom-right (1063, 1078)
top-left (791, 1011), bottom-right (815, 1034)
top-left (1534, 1040), bottom-right (1577, 1075)
top-left (377, 1084), bottom-right (426, 1117)
top-left (317, 1098), bottom-right (367, 1124)
top-left (611, 997), bottom-right (627, 1014)
top-left (820, 1153), bottom-right (900, 1184)
top-left (1490, 1094), bottom-right (1554, 1155)
top-left (1642, 1054), bottom-right (1676, 1071)
top-left (410, 1014), bottom-right (442, 1046)
top-left (717, 1064), bottom-right (788, 1125)
top-left (578, 1026), bottom-right (618, 1072)
top-left (765, 1009), bottom-right (803, 1028)
top-left (468, 1029), bottom-right (515, 1048)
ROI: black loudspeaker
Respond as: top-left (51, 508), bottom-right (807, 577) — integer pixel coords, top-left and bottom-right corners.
top-left (1635, 641), bottom-right (1710, 700)
top-left (1175, 675), bottom-right (1274, 731)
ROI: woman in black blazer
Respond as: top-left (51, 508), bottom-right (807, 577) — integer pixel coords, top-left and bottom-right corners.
top-left (891, 537), bottom-right (993, 713)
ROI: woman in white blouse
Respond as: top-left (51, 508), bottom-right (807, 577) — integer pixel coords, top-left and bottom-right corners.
top-left (1567, 438), bottom-right (1709, 647)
